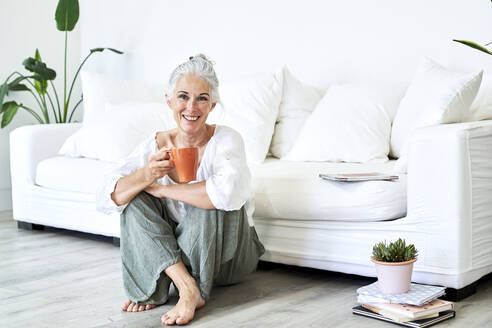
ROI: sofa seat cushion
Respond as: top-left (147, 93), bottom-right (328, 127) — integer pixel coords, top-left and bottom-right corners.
top-left (36, 156), bottom-right (118, 194)
top-left (251, 158), bottom-right (406, 222)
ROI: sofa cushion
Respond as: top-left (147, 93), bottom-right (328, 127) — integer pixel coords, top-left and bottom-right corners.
top-left (390, 57), bottom-right (483, 158)
top-left (283, 84), bottom-right (391, 163)
top-left (251, 158), bottom-right (406, 222)
top-left (467, 73), bottom-right (492, 122)
top-left (58, 102), bottom-right (175, 163)
top-left (36, 156), bottom-right (406, 222)
top-left (207, 71), bottom-right (283, 164)
top-left (269, 67), bottom-right (324, 158)
top-left (36, 156), bottom-right (118, 194)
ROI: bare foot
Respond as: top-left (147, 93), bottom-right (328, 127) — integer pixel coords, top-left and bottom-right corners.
top-left (121, 300), bottom-right (157, 312)
top-left (161, 287), bottom-right (205, 325)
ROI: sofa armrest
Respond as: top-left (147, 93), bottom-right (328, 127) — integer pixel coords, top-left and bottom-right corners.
top-left (9, 123), bottom-right (82, 186)
top-left (406, 120), bottom-right (492, 271)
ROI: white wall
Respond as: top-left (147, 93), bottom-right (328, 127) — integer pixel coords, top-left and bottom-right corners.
top-left (80, 0), bottom-right (492, 85)
top-left (0, 0), bottom-right (82, 210)
top-left (79, 0), bottom-right (492, 121)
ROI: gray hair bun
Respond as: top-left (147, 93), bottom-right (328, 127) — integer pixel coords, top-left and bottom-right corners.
top-left (188, 53), bottom-right (215, 66)
top-left (168, 53), bottom-right (220, 103)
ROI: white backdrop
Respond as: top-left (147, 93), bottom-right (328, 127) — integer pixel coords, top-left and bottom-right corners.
top-left (80, 0), bottom-right (492, 112)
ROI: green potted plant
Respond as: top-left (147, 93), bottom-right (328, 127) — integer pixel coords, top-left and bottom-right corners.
top-left (0, 0), bottom-right (122, 128)
top-left (371, 238), bottom-right (418, 294)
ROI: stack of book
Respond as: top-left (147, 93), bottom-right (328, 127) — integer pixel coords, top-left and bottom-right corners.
top-left (352, 282), bottom-right (455, 327)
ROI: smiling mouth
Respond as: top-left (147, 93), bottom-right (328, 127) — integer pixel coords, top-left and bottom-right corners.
top-left (182, 114), bottom-right (200, 121)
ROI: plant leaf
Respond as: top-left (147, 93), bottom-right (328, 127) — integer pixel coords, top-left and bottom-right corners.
top-left (22, 57), bottom-right (56, 80)
top-left (453, 39), bottom-right (492, 56)
top-left (0, 83), bottom-right (8, 105)
top-left (33, 49), bottom-right (48, 94)
top-left (1, 100), bottom-right (14, 114)
top-left (107, 48), bottom-right (124, 54)
top-left (34, 48), bottom-right (42, 62)
top-left (34, 79), bottom-right (48, 94)
top-left (373, 238), bottom-right (417, 262)
top-left (8, 76), bottom-right (27, 88)
top-left (55, 0), bottom-right (79, 31)
top-left (1, 101), bottom-right (19, 128)
top-left (9, 83), bottom-right (30, 92)
top-left (90, 47), bottom-right (124, 54)
top-left (90, 47), bottom-right (104, 53)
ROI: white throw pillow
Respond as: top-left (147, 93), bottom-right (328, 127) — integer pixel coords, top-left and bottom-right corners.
top-left (208, 71), bottom-right (283, 163)
top-left (81, 70), bottom-right (166, 124)
top-left (467, 72), bottom-right (492, 121)
top-left (59, 103), bottom-right (176, 162)
top-left (284, 84), bottom-right (391, 163)
top-left (270, 67), bottom-right (324, 158)
top-left (390, 58), bottom-right (483, 158)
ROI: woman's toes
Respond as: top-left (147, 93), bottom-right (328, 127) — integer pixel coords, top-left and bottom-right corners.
top-left (132, 304), bottom-right (139, 312)
top-left (145, 304), bottom-right (155, 310)
top-left (121, 300), bottom-right (131, 311)
top-left (127, 302), bottom-right (135, 312)
top-left (162, 313), bottom-right (176, 325)
top-left (138, 305), bottom-right (145, 312)
top-left (176, 316), bottom-right (188, 325)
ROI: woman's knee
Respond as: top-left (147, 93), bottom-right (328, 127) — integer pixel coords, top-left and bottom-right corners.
top-left (183, 207), bottom-right (241, 227)
top-left (124, 192), bottom-right (156, 211)
top-left (120, 192), bottom-right (172, 237)
top-left (122, 192), bottom-right (164, 220)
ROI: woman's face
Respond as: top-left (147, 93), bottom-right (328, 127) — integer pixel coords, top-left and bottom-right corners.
top-left (167, 74), bottom-right (216, 135)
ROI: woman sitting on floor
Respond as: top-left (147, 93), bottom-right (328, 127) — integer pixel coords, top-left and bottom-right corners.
top-left (96, 54), bottom-right (265, 326)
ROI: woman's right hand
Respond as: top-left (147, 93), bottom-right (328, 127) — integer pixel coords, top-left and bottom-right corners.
top-left (144, 148), bottom-right (174, 183)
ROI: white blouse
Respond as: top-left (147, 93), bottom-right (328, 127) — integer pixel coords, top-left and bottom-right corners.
top-left (96, 125), bottom-right (255, 226)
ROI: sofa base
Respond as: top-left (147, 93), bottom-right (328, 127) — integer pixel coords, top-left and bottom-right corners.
top-left (442, 272), bottom-right (492, 301)
top-left (17, 220), bottom-right (45, 231)
top-left (17, 219), bottom-right (122, 247)
top-left (442, 284), bottom-right (477, 302)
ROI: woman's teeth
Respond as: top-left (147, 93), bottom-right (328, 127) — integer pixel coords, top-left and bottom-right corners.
top-left (183, 115), bottom-right (199, 121)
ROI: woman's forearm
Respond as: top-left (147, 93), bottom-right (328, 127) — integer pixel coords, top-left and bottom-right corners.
top-left (159, 181), bottom-right (215, 210)
top-left (111, 168), bottom-right (152, 206)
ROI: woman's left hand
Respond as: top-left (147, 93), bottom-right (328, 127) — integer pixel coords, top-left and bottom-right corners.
top-left (143, 182), bottom-right (165, 198)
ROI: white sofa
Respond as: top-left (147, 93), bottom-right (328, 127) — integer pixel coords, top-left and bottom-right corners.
top-left (9, 116), bottom-right (492, 300)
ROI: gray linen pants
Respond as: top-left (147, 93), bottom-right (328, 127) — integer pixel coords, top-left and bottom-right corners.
top-left (120, 191), bottom-right (265, 305)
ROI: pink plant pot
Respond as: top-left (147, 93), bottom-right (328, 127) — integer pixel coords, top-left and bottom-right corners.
top-left (371, 257), bottom-right (417, 294)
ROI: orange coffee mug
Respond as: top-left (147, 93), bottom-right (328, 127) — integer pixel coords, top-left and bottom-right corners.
top-left (169, 147), bottom-right (199, 183)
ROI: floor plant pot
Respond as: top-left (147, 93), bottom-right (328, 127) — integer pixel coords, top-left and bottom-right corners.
top-left (371, 257), bottom-right (417, 294)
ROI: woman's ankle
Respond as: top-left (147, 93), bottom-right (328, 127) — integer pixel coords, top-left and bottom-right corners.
top-left (165, 261), bottom-right (199, 294)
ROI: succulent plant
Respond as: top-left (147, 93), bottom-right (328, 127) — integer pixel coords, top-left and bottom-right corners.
top-left (372, 238), bottom-right (418, 262)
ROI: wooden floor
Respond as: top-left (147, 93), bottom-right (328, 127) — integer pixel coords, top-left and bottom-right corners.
top-left (1, 211), bottom-right (491, 328)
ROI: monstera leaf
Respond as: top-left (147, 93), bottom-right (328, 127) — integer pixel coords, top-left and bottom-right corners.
top-left (22, 57), bottom-right (56, 80)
